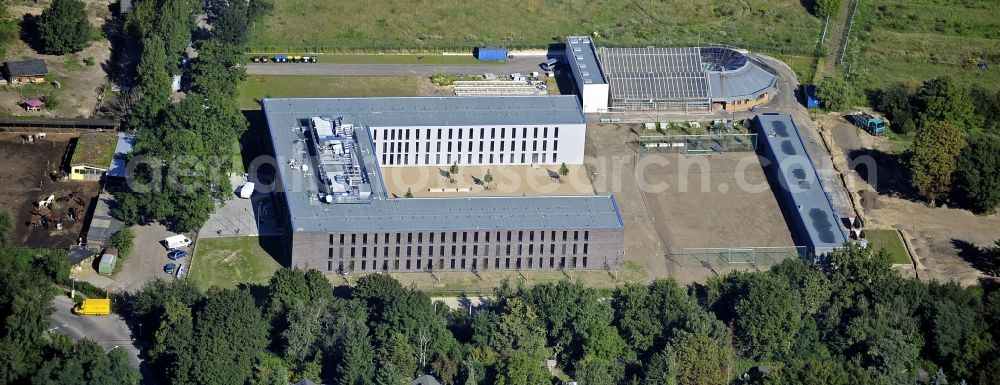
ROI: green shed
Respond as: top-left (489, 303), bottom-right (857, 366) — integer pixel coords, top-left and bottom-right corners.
top-left (98, 247), bottom-right (118, 275)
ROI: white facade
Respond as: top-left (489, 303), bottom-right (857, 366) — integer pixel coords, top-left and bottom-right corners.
top-left (566, 36), bottom-right (609, 113)
top-left (369, 123), bottom-right (586, 167)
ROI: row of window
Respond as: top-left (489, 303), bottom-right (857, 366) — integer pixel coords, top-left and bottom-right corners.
top-left (329, 242), bottom-right (590, 259)
top-left (379, 126), bottom-right (561, 142)
top-left (380, 138), bottom-right (560, 154)
top-left (382, 152), bottom-right (557, 166)
top-left (333, 230), bottom-right (590, 245)
top-left (326, 255), bottom-right (590, 272)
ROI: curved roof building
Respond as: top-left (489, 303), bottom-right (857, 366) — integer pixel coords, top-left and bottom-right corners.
top-left (565, 37), bottom-right (778, 112)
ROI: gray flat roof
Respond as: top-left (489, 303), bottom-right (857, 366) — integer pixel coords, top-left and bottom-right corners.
top-left (262, 96), bottom-right (585, 128)
top-left (566, 36), bottom-right (607, 85)
top-left (107, 132), bottom-right (136, 178)
top-left (263, 97), bottom-right (623, 233)
top-left (756, 114), bottom-right (846, 252)
top-left (597, 46), bottom-right (777, 103)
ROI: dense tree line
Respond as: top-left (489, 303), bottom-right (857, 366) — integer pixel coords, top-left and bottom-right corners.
top-left (114, 0), bottom-right (270, 231)
top-left (0, 211), bottom-right (139, 385)
top-left (871, 77), bottom-right (1000, 213)
top-left (132, 244), bottom-right (1000, 385)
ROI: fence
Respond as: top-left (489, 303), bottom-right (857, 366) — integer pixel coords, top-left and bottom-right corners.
top-left (671, 246), bottom-right (806, 270)
top-left (638, 133), bottom-right (757, 155)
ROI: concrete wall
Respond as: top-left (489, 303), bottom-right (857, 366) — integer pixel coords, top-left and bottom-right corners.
top-left (369, 123), bottom-right (587, 167)
top-left (290, 226), bottom-right (624, 273)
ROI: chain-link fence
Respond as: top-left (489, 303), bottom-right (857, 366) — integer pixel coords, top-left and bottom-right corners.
top-left (638, 133), bottom-right (757, 155)
top-left (670, 246), bottom-right (806, 271)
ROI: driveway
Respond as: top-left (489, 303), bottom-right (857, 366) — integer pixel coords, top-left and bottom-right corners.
top-left (247, 55), bottom-right (551, 76)
top-left (198, 174), bottom-right (282, 238)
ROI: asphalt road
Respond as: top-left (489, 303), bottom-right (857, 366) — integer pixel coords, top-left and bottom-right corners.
top-left (49, 296), bottom-right (142, 366)
top-left (246, 55), bottom-right (551, 76)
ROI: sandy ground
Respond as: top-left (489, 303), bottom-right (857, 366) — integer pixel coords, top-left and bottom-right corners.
top-left (0, 133), bottom-right (101, 248)
top-left (1, 0), bottom-right (114, 118)
top-left (817, 113), bottom-right (1000, 285)
top-left (583, 122), bottom-right (796, 284)
top-left (381, 164), bottom-right (593, 198)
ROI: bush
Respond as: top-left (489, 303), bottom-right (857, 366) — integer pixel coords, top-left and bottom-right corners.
top-left (814, 0), bottom-right (843, 17)
top-left (817, 75), bottom-right (854, 112)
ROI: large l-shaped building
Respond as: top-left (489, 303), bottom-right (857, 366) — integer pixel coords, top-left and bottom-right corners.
top-left (262, 96), bottom-right (624, 273)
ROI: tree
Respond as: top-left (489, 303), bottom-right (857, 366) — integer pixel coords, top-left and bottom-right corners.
top-left (814, 0), bottom-right (842, 17)
top-left (31, 338), bottom-right (140, 385)
top-left (450, 163), bottom-right (460, 176)
top-left (405, 188), bottom-right (413, 198)
top-left (0, 210), bottom-right (12, 248)
top-left (909, 121), bottom-right (967, 204)
top-left (558, 163), bottom-right (569, 182)
top-left (766, 357), bottom-right (849, 385)
top-left (134, 36), bottom-right (172, 124)
top-left (333, 301), bottom-right (376, 385)
top-left (669, 332), bottom-right (734, 385)
top-left (874, 82), bottom-right (917, 134)
top-left (817, 76), bottom-right (854, 112)
top-left (153, 0), bottom-right (198, 62)
top-left (250, 353), bottom-right (289, 385)
top-left (573, 357), bottom-right (624, 385)
top-left (482, 170), bottom-right (493, 190)
top-left (149, 298), bottom-right (195, 384)
top-left (106, 228), bottom-right (134, 259)
top-left (493, 351), bottom-right (550, 385)
top-left (732, 273), bottom-right (802, 359)
top-left (37, 0), bottom-right (94, 54)
top-left (190, 289), bottom-right (269, 385)
top-left (916, 77), bottom-right (983, 133)
top-left (955, 134), bottom-right (1000, 213)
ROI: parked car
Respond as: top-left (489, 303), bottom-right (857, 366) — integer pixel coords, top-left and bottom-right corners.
top-left (164, 263), bottom-right (177, 275)
top-left (167, 250), bottom-right (188, 260)
top-left (175, 264), bottom-right (187, 278)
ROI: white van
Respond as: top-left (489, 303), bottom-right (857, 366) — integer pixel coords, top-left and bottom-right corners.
top-left (238, 182), bottom-right (255, 199)
top-left (163, 235), bottom-right (192, 250)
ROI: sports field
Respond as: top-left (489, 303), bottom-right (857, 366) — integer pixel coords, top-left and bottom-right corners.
top-left (850, 0), bottom-right (1000, 89)
top-left (249, 0), bottom-right (822, 54)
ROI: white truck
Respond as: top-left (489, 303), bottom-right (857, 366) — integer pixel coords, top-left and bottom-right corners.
top-left (238, 182), bottom-right (255, 199)
top-left (163, 235), bottom-right (192, 250)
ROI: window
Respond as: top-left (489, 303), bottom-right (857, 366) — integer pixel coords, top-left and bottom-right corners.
top-left (458, 129), bottom-right (463, 140)
top-left (563, 231), bottom-right (568, 241)
top-left (474, 232), bottom-right (479, 242)
top-left (430, 233), bottom-right (435, 243)
top-left (518, 231), bottom-right (523, 242)
top-left (533, 127), bottom-right (538, 138)
top-left (554, 127), bottom-right (559, 138)
top-left (583, 244), bottom-right (589, 254)
top-left (544, 127), bottom-right (548, 138)
top-left (363, 234), bottom-right (368, 244)
top-left (339, 234), bottom-right (345, 244)
top-left (448, 129), bottom-right (453, 139)
top-left (396, 233), bottom-right (401, 243)
top-left (462, 232), bottom-right (468, 242)
top-left (574, 231), bottom-right (579, 241)
top-left (491, 127), bottom-right (496, 139)
top-left (329, 234), bottom-right (334, 245)
top-left (415, 129), bottom-right (420, 140)
top-left (351, 234), bottom-right (356, 244)
top-left (585, 231), bottom-right (589, 241)
top-left (407, 233), bottom-right (412, 243)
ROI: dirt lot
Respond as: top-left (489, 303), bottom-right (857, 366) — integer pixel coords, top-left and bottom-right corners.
top-left (1, 0), bottom-right (114, 118)
top-left (0, 133), bottom-right (100, 248)
top-left (381, 164), bottom-right (592, 198)
top-left (584, 123), bottom-right (795, 284)
top-left (817, 113), bottom-right (1000, 285)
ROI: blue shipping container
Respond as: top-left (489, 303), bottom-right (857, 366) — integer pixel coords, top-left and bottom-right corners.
top-left (475, 46), bottom-right (508, 61)
top-left (802, 85), bottom-right (820, 109)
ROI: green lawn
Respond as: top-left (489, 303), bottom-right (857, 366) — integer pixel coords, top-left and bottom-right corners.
top-left (850, 0), bottom-right (1000, 90)
top-left (238, 75), bottom-right (421, 109)
top-left (864, 229), bottom-right (911, 265)
top-left (249, 0), bottom-right (822, 54)
top-left (189, 236), bottom-right (284, 290)
top-left (248, 54), bottom-right (489, 65)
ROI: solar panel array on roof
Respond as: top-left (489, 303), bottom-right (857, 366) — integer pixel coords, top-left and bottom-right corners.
top-left (595, 46), bottom-right (778, 109)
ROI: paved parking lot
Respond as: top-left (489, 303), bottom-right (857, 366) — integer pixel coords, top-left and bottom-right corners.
top-left (110, 223), bottom-right (188, 292)
top-left (199, 174), bottom-right (281, 239)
